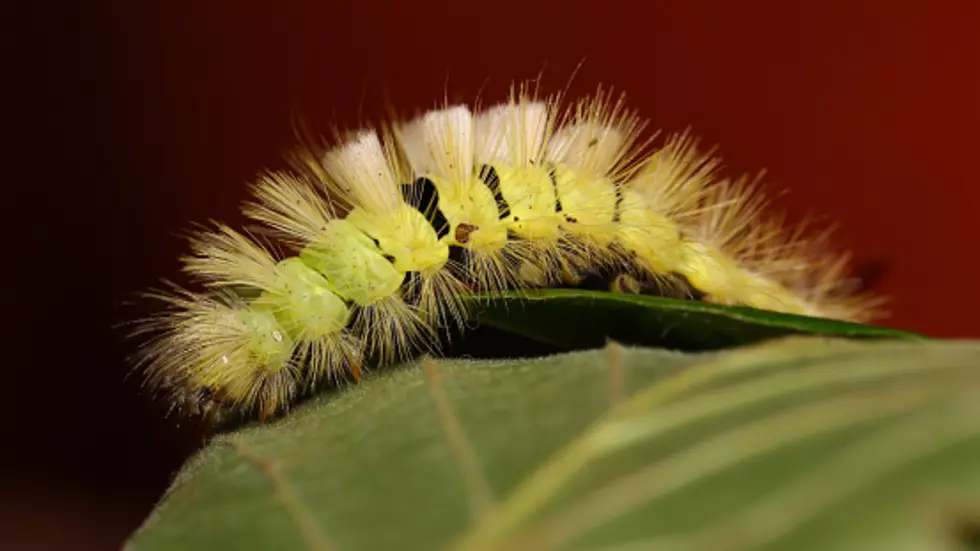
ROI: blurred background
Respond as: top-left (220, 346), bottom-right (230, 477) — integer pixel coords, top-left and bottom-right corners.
top-left (9, 1), bottom-right (980, 548)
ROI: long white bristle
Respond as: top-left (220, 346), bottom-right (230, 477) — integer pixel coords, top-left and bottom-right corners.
top-left (475, 101), bottom-right (549, 166)
top-left (323, 130), bottom-right (402, 213)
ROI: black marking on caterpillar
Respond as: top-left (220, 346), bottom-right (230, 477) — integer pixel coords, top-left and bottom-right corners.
top-left (478, 164), bottom-right (512, 220)
top-left (548, 166), bottom-right (564, 214)
top-left (611, 185), bottom-right (624, 223)
top-left (403, 177), bottom-right (450, 239)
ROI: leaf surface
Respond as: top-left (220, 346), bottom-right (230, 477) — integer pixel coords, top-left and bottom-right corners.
top-left (127, 337), bottom-right (980, 551)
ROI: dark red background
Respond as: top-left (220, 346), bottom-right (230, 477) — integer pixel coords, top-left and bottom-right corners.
top-left (11, 1), bottom-right (980, 548)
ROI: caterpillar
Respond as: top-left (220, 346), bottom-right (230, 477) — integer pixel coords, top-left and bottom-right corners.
top-left (130, 82), bottom-right (879, 423)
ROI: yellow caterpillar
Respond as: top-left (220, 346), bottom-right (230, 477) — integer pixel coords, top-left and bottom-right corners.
top-left (131, 83), bottom-right (878, 422)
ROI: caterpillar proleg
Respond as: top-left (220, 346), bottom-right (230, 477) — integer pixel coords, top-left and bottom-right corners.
top-left (131, 83), bottom-right (879, 422)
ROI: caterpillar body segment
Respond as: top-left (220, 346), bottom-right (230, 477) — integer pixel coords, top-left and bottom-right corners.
top-left (132, 288), bottom-right (304, 421)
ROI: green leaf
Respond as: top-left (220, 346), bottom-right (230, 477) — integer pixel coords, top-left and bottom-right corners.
top-left (127, 337), bottom-right (980, 551)
top-left (471, 289), bottom-right (924, 351)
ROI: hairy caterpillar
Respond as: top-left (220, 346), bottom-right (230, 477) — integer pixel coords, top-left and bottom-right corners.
top-left (131, 82), bottom-right (879, 422)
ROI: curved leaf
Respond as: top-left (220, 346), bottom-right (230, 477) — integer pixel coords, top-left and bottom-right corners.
top-left (127, 337), bottom-right (980, 551)
top-left (471, 289), bottom-right (924, 351)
